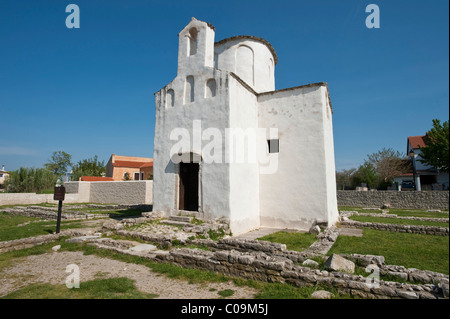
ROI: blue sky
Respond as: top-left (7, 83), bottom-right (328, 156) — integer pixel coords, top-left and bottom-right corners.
top-left (0, 0), bottom-right (448, 172)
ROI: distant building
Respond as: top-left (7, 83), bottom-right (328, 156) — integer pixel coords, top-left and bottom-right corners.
top-left (80, 176), bottom-right (114, 182)
top-left (0, 165), bottom-right (9, 191)
top-left (407, 135), bottom-right (449, 190)
top-left (105, 154), bottom-right (153, 181)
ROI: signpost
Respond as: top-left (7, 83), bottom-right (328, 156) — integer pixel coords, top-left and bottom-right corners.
top-left (54, 185), bottom-right (66, 234)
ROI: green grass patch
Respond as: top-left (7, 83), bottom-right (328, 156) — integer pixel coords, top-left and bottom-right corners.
top-left (1, 277), bottom-right (158, 299)
top-left (253, 282), bottom-right (353, 299)
top-left (339, 206), bottom-right (449, 219)
top-left (0, 212), bottom-right (85, 241)
top-left (388, 209), bottom-right (449, 219)
top-left (329, 228), bottom-right (449, 274)
top-left (349, 215), bottom-right (449, 227)
top-left (257, 231), bottom-right (317, 252)
top-left (218, 289), bottom-right (235, 298)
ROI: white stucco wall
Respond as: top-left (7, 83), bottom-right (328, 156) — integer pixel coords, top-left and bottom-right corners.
top-left (215, 37), bottom-right (275, 93)
top-left (227, 75), bottom-right (260, 235)
top-left (257, 84), bottom-right (337, 230)
top-left (153, 66), bottom-right (232, 220)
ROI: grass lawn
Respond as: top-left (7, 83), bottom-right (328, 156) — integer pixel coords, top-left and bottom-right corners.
top-left (256, 231), bottom-right (317, 251)
top-left (339, 206), bottom-right (449, 219)
top-left (0, 212), bottom-right (86, 241)
top-left (1, 277), bottom-right (159, 299)
top-left (329, 228), bottom-right (449, 274)
top-left (348, 215), bottom-right (449, 227)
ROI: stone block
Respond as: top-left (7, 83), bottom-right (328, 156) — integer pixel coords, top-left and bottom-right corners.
top-left (396, 290), bottom-right (419, 299)
top-left (302, 259), bottom-right (319, 268)
top-left (311, 290), bottom-right (332, 299)
top-left (440, 278), bottom-right (449, 298)
top-left (309, 225), bottom-right (321, 235)
top-left (65, 235), bottom-right (101, 243)
top-left (129, 244), bottom-right (158, 252)
top-left (325, 254), bottom-right (355, 273)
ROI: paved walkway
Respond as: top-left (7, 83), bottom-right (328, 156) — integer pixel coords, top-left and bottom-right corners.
top-left (233, 227), bottom-right (305, 240)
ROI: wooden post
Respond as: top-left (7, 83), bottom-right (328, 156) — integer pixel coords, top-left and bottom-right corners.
top-left (54, 185), bottom-right (66, 234)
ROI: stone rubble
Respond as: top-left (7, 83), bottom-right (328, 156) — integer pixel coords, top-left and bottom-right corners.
top-left (324, 254), bottom-right (355, 273)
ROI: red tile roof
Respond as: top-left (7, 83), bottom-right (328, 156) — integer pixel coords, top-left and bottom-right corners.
top-left (408, 135), bottom-right (426, 149)
top-left (113, 160), bottom-right (153, 168)
top-left (80, 176), bottom-right (114, 181)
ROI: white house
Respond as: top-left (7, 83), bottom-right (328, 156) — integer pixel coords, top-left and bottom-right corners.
top-left (407, 135), bottom-right (449, 190)
top-left (152, 18), bottom-right (338, 235)
top-left (0, 165), bottom-right (9, 191)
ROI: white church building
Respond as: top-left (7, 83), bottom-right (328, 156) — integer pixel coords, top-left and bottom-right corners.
top-left (153, 18), bottom-right (338, 235)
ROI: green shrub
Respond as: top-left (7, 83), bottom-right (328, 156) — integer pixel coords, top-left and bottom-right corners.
top-left (4, 167), bottom-right (56, 193)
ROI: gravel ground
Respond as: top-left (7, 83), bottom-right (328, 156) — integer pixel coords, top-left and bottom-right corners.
top-left (0, 250), bottom-right (258, 299)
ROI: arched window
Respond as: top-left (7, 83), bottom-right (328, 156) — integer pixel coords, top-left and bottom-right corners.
top-left (236, 45), bottom-right (254, 86)
top-left (187, 28), bottom-right (198, 56)
top-left (205, 79), bottom-right (216, 98)
top-left (184, 76), bottom-right (195, 104)
top-left (167, 89), bottom-right (175, 107)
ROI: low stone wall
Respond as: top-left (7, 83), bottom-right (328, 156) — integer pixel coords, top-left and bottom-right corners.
top-left (341, 220), bottom-right (449, 236)
top-left (0, 193), bottom-right (83, 206)
top-left (0, 181), bottom-right (153, 206)
top-left (89, 181), bottom-right (152, 205)
top-left (1, 204), bottom-right (150, 221)
top-left (337, 190), bottom-right (449, 210)
top-left (0, 229), bottom-right (93, 253)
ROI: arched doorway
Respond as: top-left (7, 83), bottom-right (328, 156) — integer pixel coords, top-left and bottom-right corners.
top-left (179, 162), bottom-right (199, 211)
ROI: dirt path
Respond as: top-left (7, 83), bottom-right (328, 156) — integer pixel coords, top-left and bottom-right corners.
top-left (0, 251), bottom-right (258, 299)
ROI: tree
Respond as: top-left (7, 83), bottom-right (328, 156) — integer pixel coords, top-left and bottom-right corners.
top-left (419, 119), bottom-right (449, 173)
top-left (336, 168), bottom-right (356, 190)
top-left (352, 163), bottom-right (379, 189)
top-left (44, 151), bottom-right (72, 179)
top-left (71, 155), bottom-right (106, 181)
top-left (365, 148), bottom-right (410, 184)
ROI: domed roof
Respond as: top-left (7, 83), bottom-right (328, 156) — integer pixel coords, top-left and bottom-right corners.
top-left (215, 35), bottom-right (278, 65)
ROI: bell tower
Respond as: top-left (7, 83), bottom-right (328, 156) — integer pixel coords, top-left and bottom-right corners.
top-left (177, 18), bottom-right (215, 75)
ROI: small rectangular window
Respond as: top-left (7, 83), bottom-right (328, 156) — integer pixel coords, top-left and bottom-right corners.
top-left (268, 139), bottom-right (279, 153)
top-left (134, 172), bottom-right (140, 180)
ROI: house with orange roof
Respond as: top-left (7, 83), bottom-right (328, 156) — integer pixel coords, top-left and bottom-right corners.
top-left (105, 154), bottom-right (153, 181)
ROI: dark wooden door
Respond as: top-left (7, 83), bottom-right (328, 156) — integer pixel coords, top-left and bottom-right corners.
top-left (179, 162), bottom-right (199, 211)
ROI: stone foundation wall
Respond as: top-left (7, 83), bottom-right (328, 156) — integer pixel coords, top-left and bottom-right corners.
top-left (337, 191), bottom-right (449, 210)
top-left (340, 220), bottom-right (448, 236)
